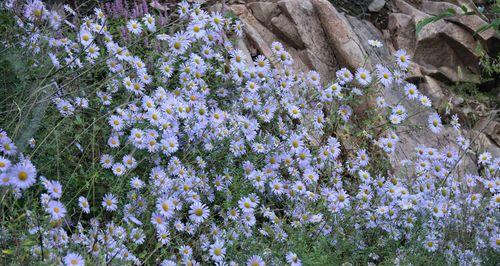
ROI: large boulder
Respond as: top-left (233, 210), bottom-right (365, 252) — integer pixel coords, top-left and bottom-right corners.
top-left (247, 1), bottom-right (280, 24)
top-left (393, 0), bottom-right (486, 84)
top-left (228, 4), bottom-right (311, 73)
top-left (229, 0), bottom-right (338, 83)
top-left (277, 0), bottom-right (338, 81)
top-left (311, 0), bottom-right (367, 70)
top-left (270, 14), bottom-right (305, 49)
top-left (388, 13), bottom-right (415, 53)
top-left (420, 1), bottom-right (496, 43)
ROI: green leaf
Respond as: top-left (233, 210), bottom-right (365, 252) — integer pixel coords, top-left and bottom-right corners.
top-left (474, 24), bottom-right (492, 35)
top-left (446, 8), bottom-right (457, 15)
top-left (416, 9), bottom-right (460, 35)
top-left (460, 5), bottom-right (468, 13)
top-left (416, 17), bottom-right (437, 35)
top-left (2, 249), bottom-right (13, 255)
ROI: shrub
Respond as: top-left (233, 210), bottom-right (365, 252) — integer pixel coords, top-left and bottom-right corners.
top-left (0, 0), bottom-right (498, 265)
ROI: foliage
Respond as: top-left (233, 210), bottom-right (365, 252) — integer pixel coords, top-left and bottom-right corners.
top-left (0, 0), bottom-right (498, 266)
top-left (415, 1), bottom-right (499, 35)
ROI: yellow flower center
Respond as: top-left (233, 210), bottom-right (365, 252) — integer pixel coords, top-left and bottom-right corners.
top-left (18, 171), bottom-right (28, 181)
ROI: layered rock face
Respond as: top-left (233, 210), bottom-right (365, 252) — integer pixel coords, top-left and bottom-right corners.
top-left (211, 0), bottom-right (499, 171)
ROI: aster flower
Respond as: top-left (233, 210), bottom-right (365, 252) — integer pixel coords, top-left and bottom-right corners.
top-left (336, 67), bottom-right (353, 84)
top-left (239, 197), bottom-right (256, 214)
top-left (376, 65), bottom-right (393, 87)
top-left (100, 154), bottom-right (114, 169)
top-left (376, 96), bottom-right (387, 108)
top-left (64, 252), bottom-right (84, 266)
top-left (247, 255), bottom-right (265, 266)
top-left (477, 152), bottom-right (492, 165)
top-left (102, 193), bottom-right (118, 211)
top-left (143, 14), bottom-right (156, 32)
top-left (0, 173), bottom-right (10, 186)
top-left (395, 49), bottom-right (410, 69)
top-left (78, 196), bottom-right (90, 213)
top-left (1, 1), bottom-right (498, 263)
top-left (338, 105), bottom-right (352, 122)
top-left (169, 32), bottom-right (190, 55)
top-left (356, 149), bottom-right (370, 167)
top-left (108, 135), bottom-right (121, 148)
top-left (428, 112), bottom-right (443, 134)
top-left (490, 234), bottom-right (500, 251)
top-left (404, 83), bottom-right (419, 100)
top-left (355, 67), bottom-right (371, 86)
top-left (156, 197), bottom-right (175, 218)
top-left (46, 180), bottom-right (62, 199)
top-left (127, 19), bottom-right (142, 35)
top-left (46, 200), bottom-right (66, 220)
top-left (368, 39), bottom-right (383, 48)
top-left (419, 95), bottom-right (432, 107)
top-left (188, 21), bottom-right (206, 39)
top-left (112, 163), bottom-right (126, 176)
top-left (86, 43), bottom-right (100, 59)
top-left (210, 12), bottom-right (224, 30)
top-left (189, 201), bottom-right (210, 223)
top-left (10, 160), bottom-right (37, 189)
top-left (79, 29), bottom-right (93, 46)
top-left (130, 228), bottom-right (145, 244)
top-left (109, 115), bottom-right (124, 131)
top-left (286, 252), bottom-right (302, 266)
top-left (122, 155), bottom-right (137, 169)
top-left (179, 245), bottom-right (193, 258)
top-left (0, 156), bottom-right (11, 172)
top-left (234, 20), bottom-right (244, 37)
top-left (209, 239), bottom-right (226, 262)
top-left (424, 235), bottom-right (438, 252)
top-left (450, 114), bottom-right (461, 130)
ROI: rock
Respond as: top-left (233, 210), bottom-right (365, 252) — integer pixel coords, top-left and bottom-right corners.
top-left (368, 0), bottom-right (386, 12)
top-left (451, 96), bottom-right (464, 106)
top-left (228, 5), bottom-right (276, 65)
top-left (474, 113), bottom-right (500, 147)
top-left (270, 14), bottom-right (305, 49)
top-left (277, 0), bottom-right (338, 82)
top-left (312, 0), bottom-right (367, 70)
top-left (405, 62), bottom-right (425, 82)
top-left (470, 130), bottom-right (500, 158)
top-left (248, 2), bottom-right (280, 24)
top-left (228, 4), bottom-right (311, 73)
top-left (420, 1), bottom-right (497, 44)
top-left (393, 0), bottom-right (481, 84)
top-left (388, 13), bottom-right (415, 53)
top-left (442, 66), bottom-right (481, 83)
top-left (421, 75), bottom-right (446, 108)
top-left (346, 16), bottom-right (391, 66)
top-left (392, 124), bottom-right (478, 175)
top-left (235, 38), bottom-right (253, 64)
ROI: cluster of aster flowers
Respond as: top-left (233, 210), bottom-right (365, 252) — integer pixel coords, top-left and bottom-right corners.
top-left (0, 0), bottom-right (498, 265)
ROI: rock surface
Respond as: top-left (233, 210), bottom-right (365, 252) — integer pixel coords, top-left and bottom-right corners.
top-left (224, 0), bottom-right (499, 171)
top-left (368, 0), bottom-right (386, 12)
